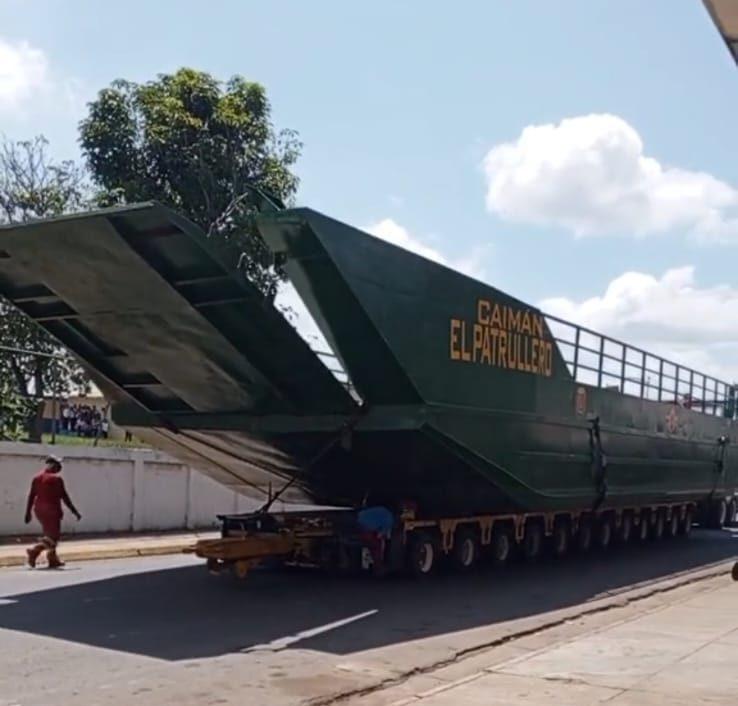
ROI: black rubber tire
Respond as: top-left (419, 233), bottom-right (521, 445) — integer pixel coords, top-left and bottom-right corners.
top-left (679, 506), bottom-right (694, 537)
top-left (577, 516), bottom-right (593, 553)
top-left (666, 510), bottom-right (679, 538)
top-left (489, 526), bottom-right (513, 567)
top-left (618, 513), bottom-right (633, 544)
top-left (551, 520), bottom-right (570, 559)
top-left (406, 531), bottom-right (438, 578)
top-left (334, 544), bottom-right (363, 577)
top-left (451, 528), bottom-right (479, 572)
top-left (726, 499), bottom-right (737, 528)
top-left (596, 514), bottom-right (613, 551)
top-left (637, 512), bottom-right (650, 542)
top-left (651, 510), bottom-right (665, 540)
top-left (708, 499), bottom-right (728, 529)
top-left (522, 522), bottom-right (544, 563)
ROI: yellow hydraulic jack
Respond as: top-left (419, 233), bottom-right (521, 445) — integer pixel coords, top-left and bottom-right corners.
top-left (187, 532), bottom-right (296, 579)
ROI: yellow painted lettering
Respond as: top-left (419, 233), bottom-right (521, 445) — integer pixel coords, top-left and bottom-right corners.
top-left (531, 337), bottom-right (539, 373)
top-left (449, 319), bottom-right (461, 360)
top-left (460, 320), bottom-right (472, 362)
top-left (491, 304), bottom-right (502, 329)
top-left (521, 311), bottom-right (531, 335)
top-left (481, 326), bottom-right (492, 364)
top-left (508, 331), bottom-right (517, 369)
top-left (472, 323), bottom-right (483, 362)
top-left (477, 299), bottom-right (491, 325)
top-left (508, 308), bottom-right (521, 333)
top-left (532, 313), bottom-right (544, 339)
top-left (490, 328), bottom-right (500, 365)
top-left (498, 330), bottom-right (508, 368)
top-left (516, 335), bottom-right (526, 371)
top-left (543, 341), bottom-right (553, 378)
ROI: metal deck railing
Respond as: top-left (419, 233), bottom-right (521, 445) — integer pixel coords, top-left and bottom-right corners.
top-left (545, 314), bottom-right (736, 418)
top-left (310, 316), bottom-right (734, 418)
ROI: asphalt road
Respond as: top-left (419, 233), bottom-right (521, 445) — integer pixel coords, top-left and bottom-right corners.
top-left (1, 528), bottom-right (736, 706)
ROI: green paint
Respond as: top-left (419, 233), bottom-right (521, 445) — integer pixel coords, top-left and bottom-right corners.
top-left (0, 203), bottom-right (735, 516)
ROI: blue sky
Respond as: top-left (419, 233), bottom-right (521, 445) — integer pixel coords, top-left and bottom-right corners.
top-left (2, 0), bottom-right (738, 378)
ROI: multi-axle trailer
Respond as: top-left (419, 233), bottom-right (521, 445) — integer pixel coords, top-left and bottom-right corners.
top-left (194, 498), bottom-right (715, 580)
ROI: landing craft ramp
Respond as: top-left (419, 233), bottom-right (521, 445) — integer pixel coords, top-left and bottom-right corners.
top-left (0, 203), bottom-right (356, 500)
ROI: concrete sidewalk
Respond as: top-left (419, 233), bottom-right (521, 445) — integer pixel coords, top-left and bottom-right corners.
top-left (0, 530), bottom-right (217, 567)
top-left (357, 574), bottom-right (738, 706)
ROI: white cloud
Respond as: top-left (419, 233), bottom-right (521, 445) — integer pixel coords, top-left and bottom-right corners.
top-left (483, 113), bottom-right (738, 242)
top-left (0, 37), bottom-right (85, 120)
top-left (367, 218), bottom-right (487, 279)
top-left (367, 218), bottom-right (448, 265)
top-left (0, 38), bottom-right (49, 112)
top-left (541, 266), bottom-right (738, 382)
top-left (276, 218), bottom-right (489, 359)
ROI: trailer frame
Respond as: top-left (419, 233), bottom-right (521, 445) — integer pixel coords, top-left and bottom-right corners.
top-left (189, 495), bottom-right (737, 580)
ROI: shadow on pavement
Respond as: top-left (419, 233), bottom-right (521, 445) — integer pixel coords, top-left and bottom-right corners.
top-left (0, 528), bottom-right (735, 661)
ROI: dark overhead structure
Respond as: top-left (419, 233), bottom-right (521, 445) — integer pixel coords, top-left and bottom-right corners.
top-left (704, 0), bottom-right (738, 65)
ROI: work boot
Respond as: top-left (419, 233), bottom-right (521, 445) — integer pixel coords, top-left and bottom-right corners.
top-left (46, 550), bottom-right (65, 569)
top-left (26, 544), bottom-right (44, 568)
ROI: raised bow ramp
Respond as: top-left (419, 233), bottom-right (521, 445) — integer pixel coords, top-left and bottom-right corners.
top-left (0, 203), bottom-right (355, 501)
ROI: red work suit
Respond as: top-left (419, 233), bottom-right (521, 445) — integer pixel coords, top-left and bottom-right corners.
top-left (31, 470), bottom-right (67, 542)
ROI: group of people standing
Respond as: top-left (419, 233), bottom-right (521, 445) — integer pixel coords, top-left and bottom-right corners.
top-left (59, 402), bottom-right (109, 438)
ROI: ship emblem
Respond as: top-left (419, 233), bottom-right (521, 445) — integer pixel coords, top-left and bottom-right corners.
top-left (665, 407), bottom-right (679, 434)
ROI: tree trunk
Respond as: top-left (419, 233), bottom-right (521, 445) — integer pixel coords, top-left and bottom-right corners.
top-left (26, 362), bottom-right (44, 442)
top-left (27, 400), bottom-right (45, 443)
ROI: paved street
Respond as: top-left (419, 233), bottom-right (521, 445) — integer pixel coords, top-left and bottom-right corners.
top-left (0, 528), bottom-right (736, 706)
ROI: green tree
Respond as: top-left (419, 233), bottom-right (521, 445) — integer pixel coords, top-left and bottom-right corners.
top-left (79, 68), bottom-right (301, 298)
top-left (0, 136), bottom-right (91, 441)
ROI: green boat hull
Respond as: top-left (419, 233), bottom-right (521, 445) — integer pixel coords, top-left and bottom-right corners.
top-left (0, 203), bottom-right (735, 515)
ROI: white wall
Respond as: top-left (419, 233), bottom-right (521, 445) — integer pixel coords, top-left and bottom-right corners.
top-left (0, 441), bottom-right (271, 536)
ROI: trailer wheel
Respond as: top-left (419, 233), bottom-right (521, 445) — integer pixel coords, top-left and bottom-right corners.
top-left (618, 512), bottom-right (633, 544)
top-left (726, 499), bottom-right (737, 528)
top-left (406, 531), bottom-right (437, 578)
top-left (451, 528), bottom-right (479, 572)
top-left (651, 510), bottom-right (665, 540)
top-left (490, 525), bottom-right (513, 566)
top-left (551, 519), bottom-right (570, 559)
top-left (596, 515), bottom-right (613, 551)
top-left (523, 521), bottom-right (544, 562)
top-left (679, 506), bottom-right (694, 537)
top-left (577, 516), bottom-right (593, 553)
top-left (637, 511), bottom-right (650, 542)
top-left (708, 499), bottom-right (727, 529)
top-left (666, 510), bottom-right (679, 538)
top-left (334, 543), bottom-right (362, 576)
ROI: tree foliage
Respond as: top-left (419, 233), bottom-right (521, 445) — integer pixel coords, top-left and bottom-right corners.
top-left (80, 68), bottom-right (301, 298)
top-left (0, 136), bottom-right (91, 440)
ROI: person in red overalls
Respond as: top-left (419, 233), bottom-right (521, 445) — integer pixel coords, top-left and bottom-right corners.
top-left (24, 455), bottom-right (81, 568)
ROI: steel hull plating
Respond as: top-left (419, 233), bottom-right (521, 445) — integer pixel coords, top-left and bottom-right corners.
top-left (0, 203), bottom-right (734, 515)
